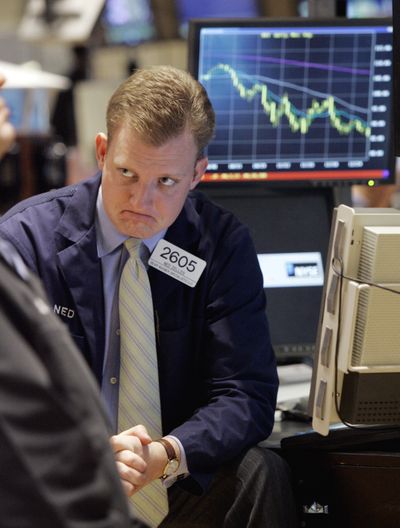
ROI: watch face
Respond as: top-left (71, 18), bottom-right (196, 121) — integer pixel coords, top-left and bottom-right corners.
top-left (165, 458), bottom-right (179, 476)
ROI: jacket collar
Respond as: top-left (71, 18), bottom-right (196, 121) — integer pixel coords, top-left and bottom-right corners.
top-left (55, 173), bottom-right (102, 244)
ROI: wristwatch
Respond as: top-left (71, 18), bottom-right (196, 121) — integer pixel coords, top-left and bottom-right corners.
top-left (156, 438), bottom-right (179, 480)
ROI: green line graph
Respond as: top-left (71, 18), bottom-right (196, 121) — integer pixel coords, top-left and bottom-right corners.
top-left (202, 63), bottom-right (371, 137)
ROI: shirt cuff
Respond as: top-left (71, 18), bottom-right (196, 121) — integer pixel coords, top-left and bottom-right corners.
top-left (162, 435), bottom-right (189, 487)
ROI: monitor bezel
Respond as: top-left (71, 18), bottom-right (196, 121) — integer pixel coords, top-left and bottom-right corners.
top-left (392, 0), bottom-right (400, 156)
top-left (188, 16), bottom-right (395, 189)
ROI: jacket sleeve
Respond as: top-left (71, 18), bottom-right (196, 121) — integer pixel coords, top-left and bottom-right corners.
top-left (169, 217), bottom-right (278, 492)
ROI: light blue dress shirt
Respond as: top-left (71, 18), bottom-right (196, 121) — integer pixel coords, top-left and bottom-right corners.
top-left (95, 186), bottom-right (188, 482)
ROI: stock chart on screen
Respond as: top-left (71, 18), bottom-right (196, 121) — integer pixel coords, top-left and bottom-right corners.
top-left (190, 19), bottom-right (394, 185)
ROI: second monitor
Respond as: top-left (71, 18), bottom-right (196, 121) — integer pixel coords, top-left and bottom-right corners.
top-left (200, 185), bottom-right (334, 363)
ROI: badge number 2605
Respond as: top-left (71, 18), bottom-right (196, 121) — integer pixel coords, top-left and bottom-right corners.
top-left (148, 239), bottom-right (206, 288)
top-left (160, 246), bottom-right (197, 272)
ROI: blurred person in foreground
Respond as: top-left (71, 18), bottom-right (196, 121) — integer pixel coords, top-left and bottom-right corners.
top-left (0, 66), bottom-right (297, 527)
top-left (0, 73), bottom-right (147, 528)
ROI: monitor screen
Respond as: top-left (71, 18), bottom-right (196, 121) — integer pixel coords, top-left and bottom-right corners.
top-left (200, 186), bottom-right (334, 363)
top-left (347, 0), bottom-right (392, 17)
top-left (1, 88), bottom-right (50, 134)
top-left (298, 0), bottom-right (392, 17)
top-left (392, 0), bottom-right (400, 156)
top-left (188, 18), bottom-right (394, 186)
top-left (176, 0), bottom-right (260, 20)
top-left (100, 0), bottom-right (157, 46)
top-left (175, 0), bottom-right (261, 37)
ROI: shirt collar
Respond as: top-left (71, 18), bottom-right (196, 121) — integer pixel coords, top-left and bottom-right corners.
top-left (95, 185), bottom-right (166, 257)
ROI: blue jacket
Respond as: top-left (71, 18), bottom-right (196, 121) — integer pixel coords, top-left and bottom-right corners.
top-left (0, 173), bottom-right (278, 492)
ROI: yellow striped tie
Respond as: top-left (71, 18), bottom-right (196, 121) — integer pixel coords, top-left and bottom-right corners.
top-left (118, 238), bottom-right (168, 527)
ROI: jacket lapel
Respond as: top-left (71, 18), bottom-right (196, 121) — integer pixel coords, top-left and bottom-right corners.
top-left (149, 192), bottom-right (203, 318)
top-left (55, 174), bottom-right (105, 380)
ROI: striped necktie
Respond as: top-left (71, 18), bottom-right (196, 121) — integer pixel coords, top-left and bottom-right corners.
top-left (118, 238), bottom-right (168, 527)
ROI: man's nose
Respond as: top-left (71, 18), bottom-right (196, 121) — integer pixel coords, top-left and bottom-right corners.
top-left (130, 183), bottom-right (154, 208)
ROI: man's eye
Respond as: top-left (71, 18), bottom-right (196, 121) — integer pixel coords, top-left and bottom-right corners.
top-left (159, 177), bottom-right (176, 187)
top-left (121, 168), bottom-right (134, 178)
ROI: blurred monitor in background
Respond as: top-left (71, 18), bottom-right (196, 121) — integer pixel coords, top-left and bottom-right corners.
top-left (175, 0), bottom-right (262, 37)
top-left (1, 89), bottom-right (50, 135)
top-left (347, 0), bottom-right (392, 17)
top-left (100, 0), bottom-right (157, 46)
top-left (297, 0), bottom-right (392, 17)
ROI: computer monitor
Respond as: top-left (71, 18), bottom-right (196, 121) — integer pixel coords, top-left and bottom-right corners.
top-left (202, 185), bottom-right (334, 363)
top-left (100, 0), bottom-right (157, 46)
top-left (347, 0), bottom-right (392, 17)
top-left (188, 18), bottom-right (394, 187)
top-left (392, 0), bottom-right (400, 156)
top-left (1, 89), bottom-right (51, 135)
top-left (310, 204), bottom-right (400, 436)
top-left (175, 0), bottom-right (261, 37)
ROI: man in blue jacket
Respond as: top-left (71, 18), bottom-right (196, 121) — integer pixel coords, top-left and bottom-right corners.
top-left (0, 66), bottom-right (296, 527)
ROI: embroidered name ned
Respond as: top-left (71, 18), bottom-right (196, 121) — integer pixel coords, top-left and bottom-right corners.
top-left (54, 305), bottom-right (75, 318)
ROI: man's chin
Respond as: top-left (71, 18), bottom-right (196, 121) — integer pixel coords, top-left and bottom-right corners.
top-left (123, 223), bottom-right (157, 240)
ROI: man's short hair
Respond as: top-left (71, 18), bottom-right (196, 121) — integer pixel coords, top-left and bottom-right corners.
top-left (106, 65), bottom-right (215, 159)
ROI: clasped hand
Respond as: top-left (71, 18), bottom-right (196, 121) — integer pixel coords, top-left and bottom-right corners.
top-left (110, 425), bottom-right (167, 496)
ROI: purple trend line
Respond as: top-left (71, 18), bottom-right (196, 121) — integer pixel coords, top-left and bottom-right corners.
top-left (204, 53), bottom-right (370, 75)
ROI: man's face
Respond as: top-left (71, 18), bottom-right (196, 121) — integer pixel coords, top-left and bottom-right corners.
top-left (96, 124), bottom-right (208, 239)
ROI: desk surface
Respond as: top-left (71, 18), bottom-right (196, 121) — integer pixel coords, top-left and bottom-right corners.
top-left (260, 419), bottom-right (400, 450)
top-left (259, 419), bottom-right (312, 449)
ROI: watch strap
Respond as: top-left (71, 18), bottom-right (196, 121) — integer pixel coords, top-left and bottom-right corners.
top-left (155, 438), bottom-right (180, 480)
top-left (155, 438), bottom-right (176, 461)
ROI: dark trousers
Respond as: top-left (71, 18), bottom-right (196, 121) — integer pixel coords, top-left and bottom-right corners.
top-left (160, 446), bottom-right (298, 528)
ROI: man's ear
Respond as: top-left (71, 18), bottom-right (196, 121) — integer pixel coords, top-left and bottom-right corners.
top-left (95, 133), bottom-right (108, 170)
top-left (190, 157), bottom-right (208, 190)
